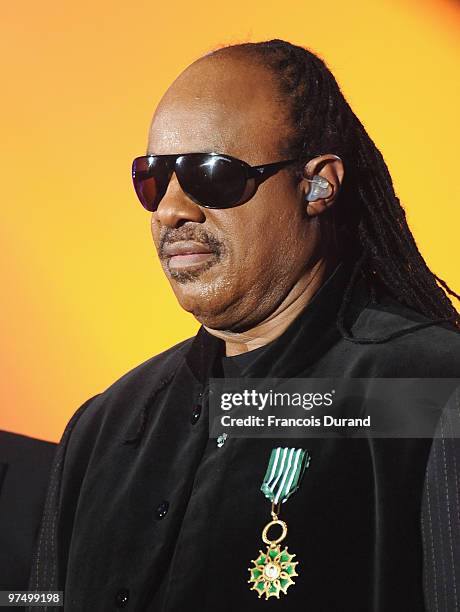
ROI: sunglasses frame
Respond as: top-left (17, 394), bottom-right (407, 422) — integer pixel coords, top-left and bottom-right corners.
top-left (131, 152), bottom-right (308, 211)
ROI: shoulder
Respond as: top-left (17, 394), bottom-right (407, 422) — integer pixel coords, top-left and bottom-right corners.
top-left (348, 297), bottom-right (460, 377)
top-left (99, 335), bottom-right (194, 400)
top-left (58, 336), bottom-right (195, 453)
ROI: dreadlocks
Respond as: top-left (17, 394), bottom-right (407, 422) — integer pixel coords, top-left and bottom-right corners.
top-left (212, 39), bottom-right (459, 343)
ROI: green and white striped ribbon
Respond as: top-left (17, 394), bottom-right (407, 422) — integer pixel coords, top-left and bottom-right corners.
top-left (260, 447), bottom-right (310, 504)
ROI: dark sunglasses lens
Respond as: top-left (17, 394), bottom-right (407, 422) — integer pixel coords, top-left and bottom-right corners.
top-left (132, 157), bottom-right (171, 211)
top-left (176, 155), bottom-right (248, 208)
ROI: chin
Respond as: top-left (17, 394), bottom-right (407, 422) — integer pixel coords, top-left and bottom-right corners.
top-left (174, 286), bottom-right (265, 332)
top-left (166, 259), bottom-right (258, 329)
top-left (170, 276), bottom-right (233, 325)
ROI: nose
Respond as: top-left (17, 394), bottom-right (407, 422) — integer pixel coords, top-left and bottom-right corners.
top-left (153, 173), bottom-right (205, 228)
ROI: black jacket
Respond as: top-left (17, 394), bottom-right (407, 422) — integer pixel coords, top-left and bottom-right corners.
top-left (0, 431), bottom-right (56, 590)
top-left (28, 262), bottom-right (460, 611)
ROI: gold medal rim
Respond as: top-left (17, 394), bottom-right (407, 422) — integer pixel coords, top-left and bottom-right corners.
top-left (261, 519), bottom-right (288, 545)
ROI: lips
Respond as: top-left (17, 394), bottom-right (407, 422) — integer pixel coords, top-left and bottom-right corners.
top-left (162, 240), bottom-right (217, 272)
top-left (163, 241), bottom-right (214, 257)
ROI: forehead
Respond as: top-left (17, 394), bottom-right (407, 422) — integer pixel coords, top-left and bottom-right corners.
top-left (147, 55), bottom-right (291, 164)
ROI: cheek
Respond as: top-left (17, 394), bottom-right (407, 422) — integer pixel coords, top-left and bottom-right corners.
top-left (214, 184), bottom-right (310, 300)
top-left (230, 183), bottom-right (308, 267)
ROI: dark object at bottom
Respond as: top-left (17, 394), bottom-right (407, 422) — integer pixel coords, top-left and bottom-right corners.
top-left (0, 431), bottom-right (57, 591)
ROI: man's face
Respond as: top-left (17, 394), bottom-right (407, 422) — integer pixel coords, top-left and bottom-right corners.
top-left (148, 53), bottom-right (320, 331)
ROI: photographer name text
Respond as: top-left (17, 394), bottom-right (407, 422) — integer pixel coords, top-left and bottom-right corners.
top-left (220, 415), bottom-right (371, 428)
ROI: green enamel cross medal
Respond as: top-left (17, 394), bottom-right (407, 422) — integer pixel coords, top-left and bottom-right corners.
top-left (248, 447), bottom-right (310, 600)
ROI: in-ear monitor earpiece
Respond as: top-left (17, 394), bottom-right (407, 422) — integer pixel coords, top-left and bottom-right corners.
top-left (305, 175), bottom-right (332, 201)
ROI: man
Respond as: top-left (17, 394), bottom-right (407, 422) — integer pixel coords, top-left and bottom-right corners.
top-left (28, 40), bottom-right (460, 611)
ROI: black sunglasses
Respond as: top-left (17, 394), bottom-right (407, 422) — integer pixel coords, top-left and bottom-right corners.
top-left (131, 152), bottom-right (307, 211)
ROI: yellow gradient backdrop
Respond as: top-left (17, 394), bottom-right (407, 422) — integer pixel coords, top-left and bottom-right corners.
top-left (1, 0), bottom-right (458, 442)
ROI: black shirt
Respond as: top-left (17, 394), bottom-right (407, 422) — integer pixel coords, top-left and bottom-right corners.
top-left (221, 343), bottom-right (270, 377)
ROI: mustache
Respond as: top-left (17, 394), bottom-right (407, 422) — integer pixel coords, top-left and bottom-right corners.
top-left (159, 226), bottom-right (225, 259)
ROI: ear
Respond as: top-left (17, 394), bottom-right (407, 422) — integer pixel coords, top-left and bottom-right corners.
top-left (299, 154), bottom-right (345, 217)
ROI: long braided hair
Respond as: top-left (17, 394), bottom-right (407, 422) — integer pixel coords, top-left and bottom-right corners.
top-left (213, 39), bottom-right (459, 343)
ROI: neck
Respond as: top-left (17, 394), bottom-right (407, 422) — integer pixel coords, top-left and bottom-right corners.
top-left (204, 257), bottom-right (338, 357)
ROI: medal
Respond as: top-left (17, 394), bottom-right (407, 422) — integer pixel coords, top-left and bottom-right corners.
top-left (248, 447), bottom-right (310, 600)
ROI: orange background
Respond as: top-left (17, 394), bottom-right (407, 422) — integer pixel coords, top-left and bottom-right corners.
top-left (1, 0), bottom-right (459, 443)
